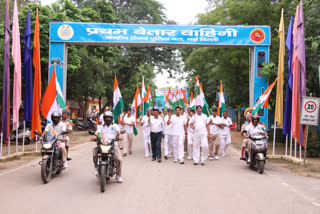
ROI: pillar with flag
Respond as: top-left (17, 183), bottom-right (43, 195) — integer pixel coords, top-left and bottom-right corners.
top-left (41, 65), bottom-right (66, 123)
top-left (31, 8), bottom-right (42, 138)
top-left (113, 75), bottom-right (125, 125)
top-left (132, 85), bottom-right (142, 136)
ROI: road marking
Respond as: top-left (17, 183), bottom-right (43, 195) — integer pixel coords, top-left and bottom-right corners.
top-left (0, 142), bottom-right (91, 177)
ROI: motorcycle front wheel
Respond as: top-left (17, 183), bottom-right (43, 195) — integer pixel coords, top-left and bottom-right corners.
top-left (100, 165), bottom-right (106, 192)
top-left (257, 160), bottom-right (265, 174)
top-left (41, 159), bottom-right (52, 183)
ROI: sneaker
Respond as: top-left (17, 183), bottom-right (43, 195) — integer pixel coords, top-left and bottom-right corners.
top-left (201, 162), bottom-right (205, 166)
top-left (116, 175), bottom-right (123, 183)
top-left (144, 155), bottom-right (149, 158)
top-left (209, 157), bottom-right (214, 161)
top-left (222, 153), bottom-right (226, 157)
top-left (168, 155), bottom-right (172, 158)
top-left (157, 159), bottom-right (162, 163)
top-left (179, 161), bottom-right (184, 164)
top-left (164, 156), bottom-right (168, 160)
top-left (93, 168), bottom-right (98, 176)
top-left (67, 157), bottom-right (72, 161)
top-left (215, 156), bottom-right (219, 160)
top-left (63, 161), bottom-right (69, 168)
top-left (129, 151), bottom-right (132, 155)
top-left (174, 159), bottom-right (178, 163)
top-left (152, 158), bottom-right (156, 161)
top-left (194, 162), bottom-right (198, 165)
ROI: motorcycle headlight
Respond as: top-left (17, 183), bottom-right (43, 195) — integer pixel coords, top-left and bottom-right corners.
top-left (43, 143), bottom-right (53, 150)
top-left (101, 145), bottom-right (112, 153)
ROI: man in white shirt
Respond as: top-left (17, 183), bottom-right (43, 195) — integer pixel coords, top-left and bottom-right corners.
top-left (140, 109), bottom-right (151, 158)
top-left (122, 109), bottom-right (135, 156)
top-left (42, 112), bottom-right (68, 168)
top-left (148, 109), bottom-right (164, 162)
top-left (99, 106), bottom-right (110, 125)
top-left (186, 109), bottom-right (195, 160)
top-left (190, 106), bottom-right (210, 165)
top-left (220, 111), bottom-right (233, 157)
top-left (94, 111), bottom-right (123, 183)
top-left (167, 106), bottom-right (187, 164)
top-left (208, 108), bottom-right (222, 160)
top-left (163, 109), bottom-right (174, 159)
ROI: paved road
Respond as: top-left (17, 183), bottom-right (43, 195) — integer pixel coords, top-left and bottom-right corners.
top-left (0, 131), bottom-right (319, 214)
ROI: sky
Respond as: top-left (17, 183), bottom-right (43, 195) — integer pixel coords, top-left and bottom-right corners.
top-left (42, 0), bottom-right (209, 88)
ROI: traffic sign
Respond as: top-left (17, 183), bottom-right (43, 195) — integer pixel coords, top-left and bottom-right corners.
top-left (300, 96), bottom-right (320, 126)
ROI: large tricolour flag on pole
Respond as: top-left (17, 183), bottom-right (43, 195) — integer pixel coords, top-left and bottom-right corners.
top-left (200, 84), bottom-right (210, 116)
top-left (190, 92), bottom-right (195, 110)
top-left (252, 79), bottom-right (278, 115)
top-left (41, 65), bottom-right (66, 123)
top-left (217, 81), bottom-right (225, 117)
top-left (142, 87), bottom-right (151, 116)
top-left (113, 75), bottom-right (125, 125)
top-left (12, 0), bottom-right (22, 131)
top-left (132, 85), bottom-right (142, 136)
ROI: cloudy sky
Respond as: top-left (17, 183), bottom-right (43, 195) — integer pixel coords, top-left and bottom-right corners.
top-left (42, 0), bottom-right (209, 88)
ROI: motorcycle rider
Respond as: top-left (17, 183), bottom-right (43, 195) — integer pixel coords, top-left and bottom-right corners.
top-left (243, 114), bottom-right (269, 162)
top-left (42, 112), bottom-right (68, 168)
top-left (240, 111), bottom-right (252, 160)
top-left (93, 111), bottom-right (123, 183)
top-left (61, 109), bottom-right (73, 161)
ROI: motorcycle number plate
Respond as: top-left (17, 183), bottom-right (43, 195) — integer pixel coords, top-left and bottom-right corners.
top-left (43, 155), bottom-right (49, 159)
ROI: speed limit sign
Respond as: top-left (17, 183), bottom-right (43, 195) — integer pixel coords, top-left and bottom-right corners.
top-left (300, 97), bottom-right (320, 126)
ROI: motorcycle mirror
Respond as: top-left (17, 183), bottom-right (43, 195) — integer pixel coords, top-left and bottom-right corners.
top-left (120, 130), bottom-right (126, 134)
top-left (34, 131), bottom-right (41, 136)
top-left (88, 130), bottom-right (96, 135)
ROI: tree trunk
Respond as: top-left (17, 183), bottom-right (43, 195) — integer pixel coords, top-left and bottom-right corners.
top-left (84, 95), bottom-right (89, 120)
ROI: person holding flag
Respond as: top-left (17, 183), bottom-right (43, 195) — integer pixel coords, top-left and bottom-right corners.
top-left (122, 109), bottom-right (135, 156)
top-left (220, 111), bottom-right (233, 157)
top-left (186, 109), bottom-right (195, 160)
top-left (208, 108), bottom-right (222, 160)
top-left (140, 109), bottom-right (151, 158)
top-left (167, 106), bottom-right (187, 164)
top-left (190, 106), bottom-right (210, 165)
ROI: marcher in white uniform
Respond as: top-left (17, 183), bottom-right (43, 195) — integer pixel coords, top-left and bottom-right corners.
top-left (190, 106), bottom-right (210, 165)
top-left (122, 109), bottom-right (135, 155)
top-left (208, 108), bottom-right (222, 160)
top-left (140, 109), bottom-right (151, 158)
top-left (163, 109), bottom-right (174, 159)
top-left (167, 106), bottom-right (187, 164)
top-left (220, 111), bottom-right (233, 157)
top-left (186, 109), bottom-right (195, 160)
top-left (42, 112), bottom-right (68, 168)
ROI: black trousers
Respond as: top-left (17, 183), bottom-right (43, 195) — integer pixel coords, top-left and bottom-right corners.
top-left (150, 132), bottom-right (162, 159)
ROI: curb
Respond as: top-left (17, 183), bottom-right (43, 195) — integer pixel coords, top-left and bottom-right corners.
top-left (268, 154), bottom-right (305, 165)
top-left (0, 152), bottom-right (41, 162)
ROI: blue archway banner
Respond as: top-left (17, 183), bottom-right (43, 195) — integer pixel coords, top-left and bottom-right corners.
top-left (50, 22), bottom-right (270, 46)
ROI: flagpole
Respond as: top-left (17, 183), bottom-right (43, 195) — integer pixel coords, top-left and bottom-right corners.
top-left (22, 121), bottom-right (25, 152)
top-left (36, 136), bottom-right (38, 152)
top-left (299, 144), bottom-right (302, 160)
top-left (272, 121), bottom-right (276, 155)
top-left (16, 129), bottom-right (18, 153)
top-left (8, 134), bottom-right (10, 156)
top-left (285, 134), bottom-right (288, 156)
top-left (290, 135), bottom-right (293, 156)
top-left (142, 76), bottom-right (144, 116)
top-left (303, 125), bottom-right (309, 165)
top-left (0, 132), bottom-right (3, 157)
top-left (294, 138), bottom-right (297, 158)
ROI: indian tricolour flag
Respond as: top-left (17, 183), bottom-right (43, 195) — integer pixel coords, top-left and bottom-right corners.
top-left (131, 85), bottom-right (142, 136)
top-left (142, 87), bottom-right (151, 116)
top-left (194, 75), bottom-right (202, 106)
top-left (164, 91), bottom-right (170, 111)
top-left (190, 92), bottom-right (195, 110)
top-left (217, 81), bottom-right (225, 117)
top-left (41, 65), bottom-right (66, 123)
top-left (113, 75), bottom-right (125, 124)
top-left (252, 78), bottom-right (278, 115)
top-left (200, 84), bottom-right (210, 116)
top-left (168, 89), bottom-right (176, 110)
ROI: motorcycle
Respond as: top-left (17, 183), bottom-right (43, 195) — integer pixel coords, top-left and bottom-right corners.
top-left (242, 132), bottom-right (267, 174)
top-left (34, 130), bottom-right (69, 184)
top-left (76, 117), bottom-right (97, 131)
top-left (89, 130), bottom-right (125, 192)
top-left (10, 122), bottom-right (31, 145)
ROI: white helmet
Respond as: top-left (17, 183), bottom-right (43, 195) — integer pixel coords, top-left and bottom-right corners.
top-left (103, 111), bottom-right (113, 118)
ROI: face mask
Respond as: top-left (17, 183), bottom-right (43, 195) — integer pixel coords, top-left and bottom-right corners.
top-left (105, 120), bottom-right (112, 126)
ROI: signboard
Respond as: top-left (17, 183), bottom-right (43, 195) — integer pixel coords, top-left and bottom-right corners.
top-left (300, 96), bottom-right (320, 126)
top-left (50, 22), bottom-right (271, 46)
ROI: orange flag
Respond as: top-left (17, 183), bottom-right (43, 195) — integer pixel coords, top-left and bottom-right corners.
top-left (31, 8), bottom-right (42, 138)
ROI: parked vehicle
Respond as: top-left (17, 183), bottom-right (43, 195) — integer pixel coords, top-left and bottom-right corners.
top-left (34, 130), bottom-right (68, 183)
top-left (76, 117), bottom-right (97, 131)
top-left (10, 122), bottom-right (31, 144)
top-left (89, 130), bottom-right (125, 192)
